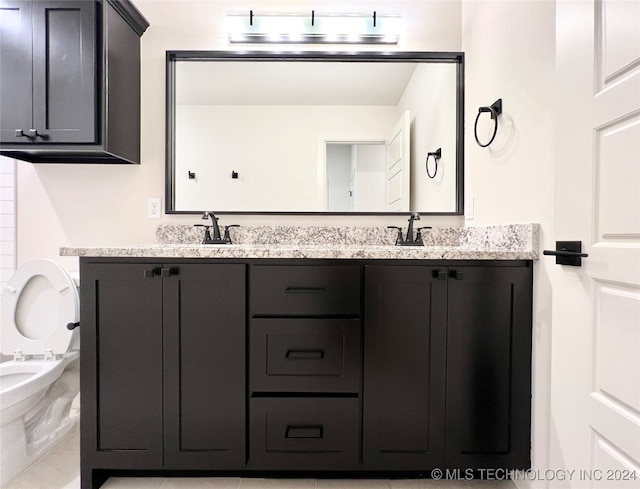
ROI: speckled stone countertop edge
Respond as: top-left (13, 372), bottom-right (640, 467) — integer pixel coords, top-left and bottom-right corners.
top-left (59, 246), bottom-right (537, 260)
top-left (60, 223), bottom-right (539, 260)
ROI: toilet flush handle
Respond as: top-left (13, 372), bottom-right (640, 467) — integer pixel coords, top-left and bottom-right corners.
top-left (67, 322), bottom-right (80, 330)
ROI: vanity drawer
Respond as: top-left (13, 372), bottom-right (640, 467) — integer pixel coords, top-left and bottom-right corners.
top-left (250, 318), bottom-right (361, 393)
top-left (249, 397), bottom-right (359, 469)
top-left (250, 265), bottom-right (360, 316)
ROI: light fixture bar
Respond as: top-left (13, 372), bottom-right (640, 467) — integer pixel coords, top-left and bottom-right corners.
top-left (225, 11), bottom-right (402, 44)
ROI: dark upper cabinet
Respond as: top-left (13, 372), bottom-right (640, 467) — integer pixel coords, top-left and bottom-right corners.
top-left (0, 0), bottom-right (148, 163)
top-left (363, 265), bottom-right (447, 471)
top-left (445, 265), bottom-right (533, 470)
top-left (0, 1), bottom-right (33, 143)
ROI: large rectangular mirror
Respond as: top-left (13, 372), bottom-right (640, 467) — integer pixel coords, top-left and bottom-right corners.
top-left (166, 51), bottom-right (464, 215)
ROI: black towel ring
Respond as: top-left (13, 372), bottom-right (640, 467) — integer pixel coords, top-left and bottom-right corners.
top-left (425, 148), bottom-right (441, 179)
top-left (474, 99), bottom-right (503, 148)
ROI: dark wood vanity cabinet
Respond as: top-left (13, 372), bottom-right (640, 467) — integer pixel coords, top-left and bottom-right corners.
top-left (0, 0), bottom-right (148, 163)
top-left (363, 265), bottom-right (447, 470)
top-left (80, 258), bottom-right (532, 488)
top-left (445, 265), bottom-right (532, 469)
top-left (248, 265), bottom-right (362, 469)
top-left (80, 261), bottom-right (246, 489)
top-left (80, 262), bottom-right (164, 482)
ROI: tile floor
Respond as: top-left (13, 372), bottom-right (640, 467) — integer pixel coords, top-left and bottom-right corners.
top-left (4, 401), bottom-right (515, 489)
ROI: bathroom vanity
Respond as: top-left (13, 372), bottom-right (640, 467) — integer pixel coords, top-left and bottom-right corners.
top-left (62, 224), bottom-right (537, 489)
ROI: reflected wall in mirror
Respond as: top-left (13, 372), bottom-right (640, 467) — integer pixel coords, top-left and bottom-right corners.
top-left (166, 51), bottom-right (464, 214)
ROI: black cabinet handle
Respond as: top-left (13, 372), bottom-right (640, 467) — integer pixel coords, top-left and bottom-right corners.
top-left (450, 270), bottom-right (464, 280)
top-left (285, 425), bottom-right (324, 439)
top-left (432, 269), bottom-right (447, 280)
top-left (285, 349), bottom-right (324, 359)
top-left (144, 267), bottom-right (178, 278)
top-left (285, 287), bottom-right (326, 294)
top-left (27, 129), bottom-right (48, 140)
top-left (67, 322), bottom-right (80, 330)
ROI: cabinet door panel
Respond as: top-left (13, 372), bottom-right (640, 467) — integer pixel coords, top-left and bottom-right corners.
top-left (0, 0), bottom-right (32, 143)
top-left (363, 265), bottom-right (447, 470)
top-left (446, 266), bottom-right (532, 469)
top-left (80, 262), bottom-right (163, 469)
top-left (32, 0), bottom-right (96, 143)
top-left (163, 264), bottom-right (246, 469)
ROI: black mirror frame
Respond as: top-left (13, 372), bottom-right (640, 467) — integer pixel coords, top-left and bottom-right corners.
top-left (165, 50), bottom-right (464, 216)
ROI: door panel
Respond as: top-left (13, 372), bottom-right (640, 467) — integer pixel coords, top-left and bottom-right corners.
top-left (385, 110), bottom-right (410, 211)
top-left (445, 266), bottom-right (532, 469)
top-left (363, 265), bottom-right (446, 470)
top-left (554, 0), bottom-right (640, 483)
top-left (80, 262), bottom-right (163, 468)
top-left (0, 0), bottom-right (32, 143)
top-left (32, 0), bottom-right (96, 143)
top-left (163, 264), bottom-right (246, 469)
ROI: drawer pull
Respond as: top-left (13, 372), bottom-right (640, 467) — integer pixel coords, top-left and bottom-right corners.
top-left (285, 287), bottom-right (326, 294)
top-left (285, 349), bottom-right (325, 359)
top-left (285, 425), bottom-right (324, 439)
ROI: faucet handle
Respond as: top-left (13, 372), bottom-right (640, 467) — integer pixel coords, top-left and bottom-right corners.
top-left (223, 224), bottom-right (240, 243)
top-left (415, 226), bottom-right (432, 244)
top-left (194, 224), bottom-right (212, 243)
top-left (387, 226), bottom-right (404, 245)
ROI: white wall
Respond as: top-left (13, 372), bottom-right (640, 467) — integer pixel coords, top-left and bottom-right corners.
top-left (461, 1), bottom-right (556, 487)
top-left (398, 63), bottom-right (458, 212)
top-left (175, 105), bottom-right (397, 211)
top-left (14, 0), bottom-right (464, 271)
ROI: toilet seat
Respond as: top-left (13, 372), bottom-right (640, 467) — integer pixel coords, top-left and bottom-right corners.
top-left (1, 260), bottom-right (79, 357)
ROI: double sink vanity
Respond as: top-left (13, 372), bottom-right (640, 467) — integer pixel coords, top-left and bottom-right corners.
top-left (61, 223), bottom-right (537, 489)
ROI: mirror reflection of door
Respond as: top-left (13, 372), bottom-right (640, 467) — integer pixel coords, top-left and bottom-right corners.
top-left (385, 110), bottom-right (410, 211)
top-left (325, 111), bottom-right (410, 212)
top-left (326, 143), bottom-right (386, 212)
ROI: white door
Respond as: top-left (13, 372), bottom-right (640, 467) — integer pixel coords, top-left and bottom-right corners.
top-left (385, 110), bottom-right (410, 211)
top-left (551, 1), bottom-right (640, 487)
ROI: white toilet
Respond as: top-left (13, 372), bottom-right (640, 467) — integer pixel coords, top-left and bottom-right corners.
top-left (0, 259), bottom-right (80, 485)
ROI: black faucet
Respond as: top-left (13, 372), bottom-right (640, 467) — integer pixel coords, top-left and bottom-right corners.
top-left (405, 212), bottom-right (420, 242)
top-left (388, 212), bottom-right (431, 246)
top-left (195, 212), bottom-right (238, 244)
top-left (202, 211), bottom-right (222, 240)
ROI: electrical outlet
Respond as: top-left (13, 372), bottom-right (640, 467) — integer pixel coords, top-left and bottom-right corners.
top-left (147, 197), bottom-right (161, 219)
top-left (465, 196), bottom-right (475, 220)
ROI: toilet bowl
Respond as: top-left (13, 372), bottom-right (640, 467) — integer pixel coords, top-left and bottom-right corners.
top-left (0, 259), bottom-right (80, 485)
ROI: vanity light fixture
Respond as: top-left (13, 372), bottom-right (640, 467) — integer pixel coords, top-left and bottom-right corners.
top-left (225, 10), bottom-right (402, 44)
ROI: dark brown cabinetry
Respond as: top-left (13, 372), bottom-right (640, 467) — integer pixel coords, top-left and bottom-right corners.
top-left (80, 261), bottom-right (246, 489)
top-left (0, 0), bottom-right (148, 163)
top-left (80, 258), bottom-right (532, 488)
top-left (445, 266), bottom-right (532, 469)
top-left (80, 262), bottom-right (164, 484)
top-left (363, 265), bottom-right (447, 470)
top-left (248, 265), bottom-right (362, 469)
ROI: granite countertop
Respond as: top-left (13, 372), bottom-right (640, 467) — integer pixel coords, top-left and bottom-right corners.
top-left (60, 224), bottom-right (539, 260)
